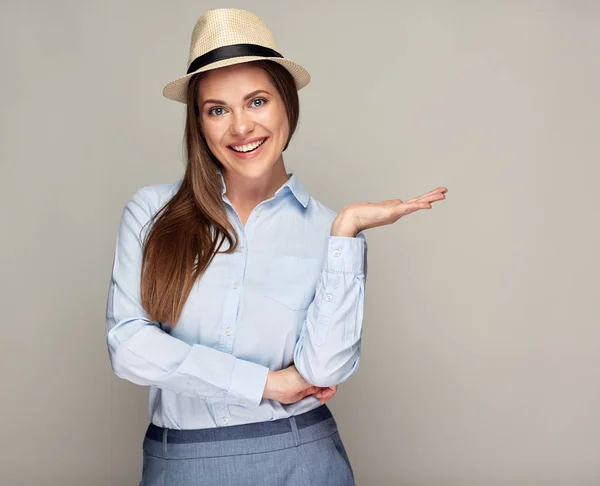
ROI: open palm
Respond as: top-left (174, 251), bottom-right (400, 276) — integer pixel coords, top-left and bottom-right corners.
top-left (347, 187), bottom-right (448, 233)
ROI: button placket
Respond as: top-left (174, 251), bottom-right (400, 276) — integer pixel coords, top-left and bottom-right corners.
top-left (220, 236), bottom-right (246, 353)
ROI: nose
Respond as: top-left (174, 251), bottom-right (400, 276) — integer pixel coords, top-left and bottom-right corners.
top-left (229, 109), bottom-right (254, 137)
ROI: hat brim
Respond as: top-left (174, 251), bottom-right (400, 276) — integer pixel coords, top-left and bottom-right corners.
top-left (162, 56), bottom-right (310, 104)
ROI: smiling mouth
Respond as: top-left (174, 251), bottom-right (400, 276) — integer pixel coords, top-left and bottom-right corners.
top-left (228, 137), bottom-right (268, 153)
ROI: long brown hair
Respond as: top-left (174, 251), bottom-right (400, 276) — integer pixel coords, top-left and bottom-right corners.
top-left (139, 60), bottom-right (300, 327)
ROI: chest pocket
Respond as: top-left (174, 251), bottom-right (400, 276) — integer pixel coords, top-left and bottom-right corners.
top-left (264, 255), bottom-right (322, 311)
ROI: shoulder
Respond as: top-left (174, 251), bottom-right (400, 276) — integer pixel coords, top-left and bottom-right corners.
top-left (305, 195), bottom-right (338, 222)
top-left (293, 195), bottom-right (336, 237)
top-left (302, 194), bottom-right (366, 243)
top-left (126, 179), bottom-right (183, 215)
top-left (118, 180), bottom-right (183, 236)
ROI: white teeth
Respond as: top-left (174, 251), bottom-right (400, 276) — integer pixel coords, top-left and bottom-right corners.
top-left (230, 138), bottom-right (266, 153)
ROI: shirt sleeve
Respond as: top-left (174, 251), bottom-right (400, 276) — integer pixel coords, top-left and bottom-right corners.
top-left (105, 187), bottom-right (269, 407)
top-left (293, 232), bottom-right (368, 387)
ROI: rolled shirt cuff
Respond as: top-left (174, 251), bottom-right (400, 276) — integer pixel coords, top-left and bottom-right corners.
top-left (322, 235), bottom-right (366, 275)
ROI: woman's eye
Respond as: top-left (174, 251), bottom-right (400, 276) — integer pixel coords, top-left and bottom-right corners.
top-left (208, 107), bottom-right (225, 116)
top-left (208, 98), bottom-right (266, 116)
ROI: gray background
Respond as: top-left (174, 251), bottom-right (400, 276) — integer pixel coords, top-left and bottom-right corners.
top-left (2, 1), bottom-right (599, 485)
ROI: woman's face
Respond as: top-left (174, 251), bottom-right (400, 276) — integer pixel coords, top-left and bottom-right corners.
top-left (197, 62), bottom-right (289, 182)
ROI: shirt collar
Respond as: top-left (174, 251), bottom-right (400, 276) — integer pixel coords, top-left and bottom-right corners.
top-left (216, 170), bottom-right (310, 208)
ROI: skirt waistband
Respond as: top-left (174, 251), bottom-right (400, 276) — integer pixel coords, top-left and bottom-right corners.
top-left (143, 404), bottom-right (338, 459)
top-left (145, 404), bottom-right (333, 444)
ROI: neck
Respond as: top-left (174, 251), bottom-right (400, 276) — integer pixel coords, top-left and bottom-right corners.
top-left (222, 159), bottom-right (290, 216)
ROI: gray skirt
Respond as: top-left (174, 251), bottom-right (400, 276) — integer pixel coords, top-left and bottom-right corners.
top-left (140, 404), bottom-right (355, 486)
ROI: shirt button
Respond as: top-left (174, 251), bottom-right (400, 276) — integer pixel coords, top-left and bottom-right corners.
top-left (225, 328), bottom-right (233, 336)
top-left (232, 282), bottom-right (238, 289)
top-left (325, 294), bottom-right (333, 302)
top-left (222, 417), bottom-right (229, 424)
top-left (333, 250), bottom-right (341, 257)
top-left (255, 211), bottom-right (261, 218)
top-left (239, 246), bottom-right (245, 253)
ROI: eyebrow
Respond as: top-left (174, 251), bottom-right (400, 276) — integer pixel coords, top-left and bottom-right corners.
top-left (201, 89), bottom-right (272, 107)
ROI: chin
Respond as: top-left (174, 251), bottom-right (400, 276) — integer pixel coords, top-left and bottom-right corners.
top-left (226, 155), bottom-right (281, 178)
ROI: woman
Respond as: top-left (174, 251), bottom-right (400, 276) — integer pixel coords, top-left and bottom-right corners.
top-left (105, 8), bottom-right (447, 485)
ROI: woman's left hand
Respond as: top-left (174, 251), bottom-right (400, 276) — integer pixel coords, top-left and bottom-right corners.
top-left (331, 187), bottom-right (448, 236)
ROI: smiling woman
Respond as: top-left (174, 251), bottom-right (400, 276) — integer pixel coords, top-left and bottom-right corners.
top-left (105, 6), bottom-right (445, 486)
top-left (195, 62), bottom-right (295, 193)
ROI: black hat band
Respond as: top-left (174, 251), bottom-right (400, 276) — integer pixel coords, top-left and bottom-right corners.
top-left (187, 43), bottom-right (284, 75)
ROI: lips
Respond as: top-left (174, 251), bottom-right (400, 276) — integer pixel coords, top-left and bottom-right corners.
top-left (228, 137), bottom-right (268, 153)
top-left (226, 136), bottom-right (269, 159)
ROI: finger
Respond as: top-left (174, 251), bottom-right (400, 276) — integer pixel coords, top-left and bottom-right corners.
top-left (421, 186), bottom-right (448, 196)
top-left (315, 386), bottom-right (334, 397)
top-left (406, 187), bottom-right (448, 203)
top-left (407, 193), bottom-right (445, 205)
top-left (315, 386), bottom-right (336, 402)
top-left (320, 390), bottom-right (336, 404)
top-left (418, 192), bottom-right (447, 204)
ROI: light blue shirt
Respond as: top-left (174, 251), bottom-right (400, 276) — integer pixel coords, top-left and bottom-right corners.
top-left (105, 172), bottom-right (367, 429)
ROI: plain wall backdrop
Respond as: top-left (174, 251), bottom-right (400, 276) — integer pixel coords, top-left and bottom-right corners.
top-left (1, 1), bottom-right (599, 485)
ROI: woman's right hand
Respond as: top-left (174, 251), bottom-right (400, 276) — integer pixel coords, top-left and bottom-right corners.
top-left (262, 364), bottom-right (336, 405)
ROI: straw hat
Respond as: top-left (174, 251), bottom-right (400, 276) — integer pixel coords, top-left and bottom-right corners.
top-left (162, 8), bottom-right (311, 103)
